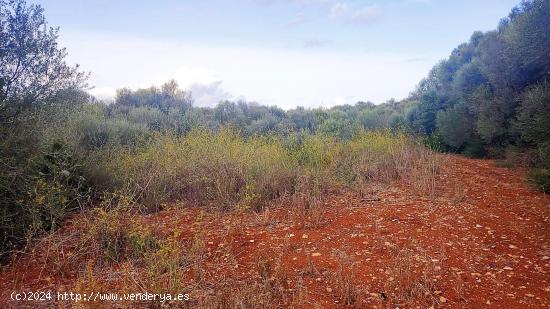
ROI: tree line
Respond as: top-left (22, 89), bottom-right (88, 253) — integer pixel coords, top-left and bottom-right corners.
top-left (407, 0), bottom-right (549, 162)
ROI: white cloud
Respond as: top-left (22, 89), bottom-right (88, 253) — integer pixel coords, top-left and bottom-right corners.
top-left (329, 2), bottom-right (349, 20)
top-left (329, 2), bottom-right (381, 24)
top-left (263, 1), bottom-right (383, 27)
top-left (159, 66), bottom-right (233, 107)
top-left (188, 81), bottom-right (233, 107)
top-left (162, 66), bottom-right (221, 89)
top-left (89, 86), bottom-right (116, 101)
top-left (59, 31), bottom-right (436, 109)
top-left (87, 65), bottom-right (233, 107)
top-left (350, 5), bottom-right (381, 24)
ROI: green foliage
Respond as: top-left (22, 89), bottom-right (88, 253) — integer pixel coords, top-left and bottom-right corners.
top-left (436, 104), bottom-right (474, 150)
top-left (423, 131), bottom-right (448, 153)
top-left (514, 80), bottom-right (550, 146)
top-left (318, 110), bottom-right (358, 140)
top-left (78, 206), bottom-right (159, 265)
top-left (461, 138), bottom-right (486, 158)
top-left (407, 0), bottom-right (550, 190)
top-left (527, 169), bottom-right (550, 193)
top-left (66, 105), bottom-right (151, 152)
top-left (0, 141), bottom-right (89, 262)
top-left (0, 0), bottom-right (87, 123)
top-left (0, 86), bottom-right (93, 261)
top-left (406, 92), bottom-right (442, 135)
top-left (114, 80), bottom-right (192, 113)
top-left (27, 142), bottom-right (90, 228)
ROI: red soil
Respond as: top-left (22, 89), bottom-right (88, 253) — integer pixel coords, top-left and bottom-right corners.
top-left (1, 155), bottom-right (549, 308)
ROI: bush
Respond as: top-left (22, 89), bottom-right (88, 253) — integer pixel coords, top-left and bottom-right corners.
top-left (514, 78), bottom-right (550, 147)
top-left (78, 206), bottom-right (159, 265)
top-left (423, 131), bottom-right (449, 152)
top-left (0, 141), bottom-right (90, 262)
top-left (66, 106), bottom-right (151, 152)
top-left (436, 104), bottom-right (475, 150)
top-left (90, 128), bottom-right (440, 211)
top-left (461, 138), bottom-right (486, 158)
top-left (105, 129), bottom-right (298, 211)
top-left (528, 169), bottom-right (550, 193)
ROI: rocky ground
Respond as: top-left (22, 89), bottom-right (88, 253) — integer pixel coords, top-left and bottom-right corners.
top-left (1, 155), bottom-right (549, 308)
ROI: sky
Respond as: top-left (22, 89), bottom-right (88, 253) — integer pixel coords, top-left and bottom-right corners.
top-left (35, 0), bottom-right (520, 109)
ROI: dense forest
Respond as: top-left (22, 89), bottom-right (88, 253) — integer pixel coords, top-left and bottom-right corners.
top-left (408, 0), bottom-right (550, 163)
top-left (1, 0), bottom-right (549, 262)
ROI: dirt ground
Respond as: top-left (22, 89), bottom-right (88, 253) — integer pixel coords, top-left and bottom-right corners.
top-left (1, 154), bottom-right (549, 308)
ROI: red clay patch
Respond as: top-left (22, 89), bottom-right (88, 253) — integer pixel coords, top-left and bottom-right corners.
top-left (1, 155), bottom-right (549, 308)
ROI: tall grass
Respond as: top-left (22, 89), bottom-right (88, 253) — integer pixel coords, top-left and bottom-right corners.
top-left (83, 128), bottom-right (439, 211)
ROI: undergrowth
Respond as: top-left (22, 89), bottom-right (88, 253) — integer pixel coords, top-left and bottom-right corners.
top-left (93, 129), bottom-right (440, 212)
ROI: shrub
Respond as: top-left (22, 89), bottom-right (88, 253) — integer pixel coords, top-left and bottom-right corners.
top-left (0, 141), bottom-right (90, 262)
top-left (514, 80), bottom-right (550, 146)
top-left (344, 130), bottom-right (408, 183)
top-left (27, 142), bottom-right (90, 229)
top-left (105, 129), bottom-right (298, 211)
top-left (66, 106), bottom-right (151, 152)
top-left (94, 129), bottom-right (440, 211)
top-left (436, 104), bottom-right (475, 150)
top-left (423, 131), bottom-right (449, 152)
top-left (78, 205), bottom-right (159, 265)
top-left (461, 138), bottom-right (486, 158)
top-left (528, 169), bottom-right (550, 193)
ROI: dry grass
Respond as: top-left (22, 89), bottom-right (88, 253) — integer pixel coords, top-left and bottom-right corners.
top-left (91, 129), bottom-right (441, 213)
top-left (403, 147), bottom-right (442, 197)
top-left (331, 251), bottom-right (362, 307)
top-left (382, 245), bottom-right (444, 308)
top-left (9, 129), bottom-right (446, 308)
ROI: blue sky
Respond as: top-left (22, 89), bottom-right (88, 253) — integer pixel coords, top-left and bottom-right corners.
top-left (35, 0), bottom-right (520, 108)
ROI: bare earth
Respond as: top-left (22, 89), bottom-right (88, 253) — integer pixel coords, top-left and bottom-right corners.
top-left (1, 154), bottom-right (549, 308)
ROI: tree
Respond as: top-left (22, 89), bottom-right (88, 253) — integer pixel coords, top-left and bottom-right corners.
top-left (0, 0), bottom-right (87, 123)
top-left (503, 0), bottom-right (550, 88)
top-left (114, 81), bottom-right (192, 113)
top-left (436, 104), bottom-right (474, 150)
top-left (411, 0), bottom-right (549, 157)
top-left (514, 80), bottom-right (550, 147)
top-left (406, 91), bottom-right (442, 135)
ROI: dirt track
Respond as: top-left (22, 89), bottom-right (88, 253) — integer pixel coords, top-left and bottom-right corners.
top-left (1, 155), bottom-right (549, 308)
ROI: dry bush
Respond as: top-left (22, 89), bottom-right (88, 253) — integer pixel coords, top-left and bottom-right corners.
top-left (73, 260), bottom-right (111, 309)
top-left (73, 229), bottom-right (201, 308)
top-left (76, 207), bottom-right (158, 266)
top-left (497, 146), bottom-right (541, 168)
top-left (252, 207), bottom-right (279, 227)
top-left (401, 146), bottom-right (442, 196)
top-left (291, 200), bottom-right (327, 230)
top-left (192, 278), bottom-right (291, 309)
top-left (382, 246), bottom-right (443, 307)
top-left (186, 248), bottom-right (295, 308)
top-left (106, 129), bottom-right (298, 211)
top-left (331, 251), bottom-right (361, 306)
top-left (79, 129), bottom-right (440, 216)
top-left (452, 180), bottom-right (467, 203)
top-left (291, 170), bottom-right (330, 229)
top-left (336, 130), bottom-right (442, 197)
top-left (348, 130), bottom-right (409, 183)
